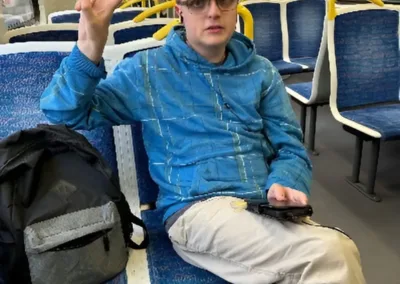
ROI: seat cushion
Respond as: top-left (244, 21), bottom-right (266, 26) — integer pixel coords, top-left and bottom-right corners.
top-left (341, 104), bottom-right (400, 140)
top-left (141, 209), bottom-right (228, 283)
top-left (287, 82), bottom-right (312, 101)
top-left (272, 60), bottom-right (303, 75)
top-left (290, 57), bottom-right (316, 71)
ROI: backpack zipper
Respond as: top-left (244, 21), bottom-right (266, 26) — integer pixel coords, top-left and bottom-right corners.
top-left (103, 233), bottom-right (110, 252)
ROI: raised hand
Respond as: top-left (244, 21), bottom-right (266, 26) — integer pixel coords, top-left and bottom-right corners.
top-left (76, 0), bottom-right (122, 63)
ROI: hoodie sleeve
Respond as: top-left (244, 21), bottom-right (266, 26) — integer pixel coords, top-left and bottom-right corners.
top-left (259, 63), bottom-right (312, 196)
top-left (40, 44), bottom-right (147, 130)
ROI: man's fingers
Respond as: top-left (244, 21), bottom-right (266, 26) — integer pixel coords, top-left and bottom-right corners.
top-left (80, 0), bottom-right (95, 18)
top-left (268, 184), bottom-right (308, 205)
top-left (75, 0), bottom-right (82, 11)
top-left (286, 189), bottom-right (297, 204)
top-left (77, 0), bottom-right (122, 21)
top-left (80, 0), bottom-right (91, 10)
top-left (285, 187), bottom-right (308, 205)
top-left (297, 191), bottom-right (308, 205)
top-left (268, 184), bottom-right (287, 201)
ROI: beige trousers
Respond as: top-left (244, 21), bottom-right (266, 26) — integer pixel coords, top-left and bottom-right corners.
top-left (167, 196), bottom-right (366, 284)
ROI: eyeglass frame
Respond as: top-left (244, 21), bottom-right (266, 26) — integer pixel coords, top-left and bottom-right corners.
top-left (176, 0), bottom-right (239, 14)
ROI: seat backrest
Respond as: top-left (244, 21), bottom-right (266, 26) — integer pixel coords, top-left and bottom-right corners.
top-left (304, 2), bottom-right (330, 104)
top-left (38, 0), bottom-right (76, 24)
top-left (48, 8), bottom-right (148, 24)
top-left (48, 11), bottom-right (80, 24)
top-left (286, 0), bottom-right (325, 59)
top-left (287, 8), bottom-right (331, 104)
top-left (0, 42), bottom-right (118, 173)
top-left (111, 8), bottom-right (150, 24)
top-left (108, 19), bottom-right (171, 45)
top-left (328, 5), bottom-right (400, 111)
top-left (240, 0), bottom-right (283, 61)
top-left (103, 37), bottom-right (165, 71)
top-left (3, 24), bottom-right (79, 43)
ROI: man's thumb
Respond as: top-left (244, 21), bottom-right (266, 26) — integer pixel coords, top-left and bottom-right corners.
top-left (75, 0), bottom-right (82, 11)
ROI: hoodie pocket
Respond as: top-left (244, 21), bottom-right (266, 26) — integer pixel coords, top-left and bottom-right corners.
top-left (23, 201), bottom-right (128, 284)
top-left (201, 156), bottom-right (269, 182)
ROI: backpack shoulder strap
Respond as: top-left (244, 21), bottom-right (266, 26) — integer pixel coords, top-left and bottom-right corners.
top-left (127, 213), bottom-right (149, 250)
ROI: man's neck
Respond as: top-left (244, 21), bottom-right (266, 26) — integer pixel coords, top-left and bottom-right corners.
top-left (187, 41), bottom-right (227, 65)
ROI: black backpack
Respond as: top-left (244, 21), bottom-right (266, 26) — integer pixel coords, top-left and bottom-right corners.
top-left (0, 124), bottom-right (149, 284)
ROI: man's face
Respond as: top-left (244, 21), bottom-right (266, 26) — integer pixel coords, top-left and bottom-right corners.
top-left (177, 0), bottom-right (238, 50)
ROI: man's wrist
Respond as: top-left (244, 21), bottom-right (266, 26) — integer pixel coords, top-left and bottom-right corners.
top-left (77, 40), bottom-right (105, 65)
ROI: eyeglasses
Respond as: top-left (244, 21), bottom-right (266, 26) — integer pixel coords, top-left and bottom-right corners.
top-left (177, 0), bottom-right (239, 14)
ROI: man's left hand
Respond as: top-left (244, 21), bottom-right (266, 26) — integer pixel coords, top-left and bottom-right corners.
top-left (267, 183), bottom-right (308, 206)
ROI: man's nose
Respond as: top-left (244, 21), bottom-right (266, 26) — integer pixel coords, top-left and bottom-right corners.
top-left (207, 0), bottom-right (222, 17)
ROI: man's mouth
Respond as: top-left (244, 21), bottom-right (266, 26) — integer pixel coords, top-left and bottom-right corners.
top-left (206, 25), bottom-right (224, 32)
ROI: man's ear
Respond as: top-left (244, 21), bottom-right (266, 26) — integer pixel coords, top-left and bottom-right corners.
top-left (175, 6), bottom-right (183, 23)
top-left (175, 6), bottom-right (181, 17)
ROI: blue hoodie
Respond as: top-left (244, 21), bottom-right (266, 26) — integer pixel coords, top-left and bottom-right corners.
top-left (40, 27), bottom-right (312, 223)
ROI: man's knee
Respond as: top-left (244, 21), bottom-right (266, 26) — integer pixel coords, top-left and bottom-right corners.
top-left (317, 229), bottom-right (360, 264)
top-left (305, 228), bottom-right (365, 283)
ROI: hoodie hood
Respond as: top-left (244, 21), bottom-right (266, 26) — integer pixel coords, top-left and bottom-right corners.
top-left (165, 25), bottom-right (256, 71)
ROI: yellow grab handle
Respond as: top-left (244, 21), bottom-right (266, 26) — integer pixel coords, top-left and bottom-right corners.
top-left (153, 19), bottom-right (180, 40)
top-left (370, 0), bottom-right (384, 6)
top-left (328, 0), bottom-right (384, 20)
top-left (237, 4), bottom-right (253, 40)
top-left (120, 0), bottom-right (145, 9)
top-left (327, 0), bottom-right (336, 20)
top-left (133, 0), bottom-right (176, 22)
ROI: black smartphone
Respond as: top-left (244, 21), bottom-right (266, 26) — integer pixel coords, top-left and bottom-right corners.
top-left (245, 199), bottom-right (313, 221)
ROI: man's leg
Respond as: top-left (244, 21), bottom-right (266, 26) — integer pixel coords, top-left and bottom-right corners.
top-left (167, 196), bottom-right (365, 284)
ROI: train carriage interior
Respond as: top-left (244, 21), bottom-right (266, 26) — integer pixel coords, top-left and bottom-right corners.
top-left (1, 0), bottom-right (400, 283)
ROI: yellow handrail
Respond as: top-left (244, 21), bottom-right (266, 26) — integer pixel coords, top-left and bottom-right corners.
top-left (120, 0), bottom-right (145, 9)
top-left (328, 0), bottom-right (384, 20)
top-left (369, 0), bottom-right (384, 6)
top-left (237, 3), bottom-right (253, 40)
top-left (133, 1), bottom-right (254, 41)
top-left (120, 0), bottom-right (160, 9)
top-left (133, 0), bottom-right (176, 22)
top-left (153, 19), bottom-right (181, 40)
top-left (327, 0), bottom-right (337, 20)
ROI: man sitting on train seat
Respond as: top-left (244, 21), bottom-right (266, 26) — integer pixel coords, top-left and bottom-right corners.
top-left (39, 0), bottom-right (365, 282)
